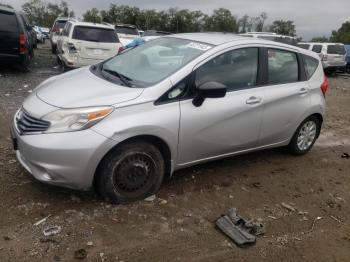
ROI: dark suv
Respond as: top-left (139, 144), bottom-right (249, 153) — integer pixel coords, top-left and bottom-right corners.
top-left (0, 6), bottom-right (34, 71)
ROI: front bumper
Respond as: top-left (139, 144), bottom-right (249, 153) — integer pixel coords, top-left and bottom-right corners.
top-left (12, 124), bottom-right (116, 190)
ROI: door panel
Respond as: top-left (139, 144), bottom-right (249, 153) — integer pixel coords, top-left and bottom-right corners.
top-left (178, 89), bottom-right (263, 164)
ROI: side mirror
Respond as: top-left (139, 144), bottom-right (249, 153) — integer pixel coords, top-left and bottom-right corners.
top-left (193, 81), bottom-right (227, 107)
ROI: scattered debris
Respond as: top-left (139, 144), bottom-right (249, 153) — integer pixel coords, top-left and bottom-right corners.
top-left (251, 182), bottom-right (262, 188)
top-left (144, 195), bottom-right (156, 202)
top-left (39, 238), bottom-right (60, 244)
top-left (43, 226), bottom-right (62, 236)
top-left (86, 241), bottom-right (93, 246)
top-left (28, 90), bottom-right (33, 93)
top-left (34, 214), bottom-right (51, 226)
top-left (308, 216), bottom-right (323, 233)
top-left (216, 208), bottom-right (265, 247)
top-left (159, 199), bottom-right (167, 205)
top-left (8, 159), bottom-right (16, 164)
top-left (229, 195), bottom-right (234, 199)
top-left (23, 84), bottom-right (29, 88)
top-left (281, 202), bottom-right (296, 212)
top-left (3, 236), bottom-right (10, 241)
top-left (241, 186), bottom-right (250, 192)
top-left (341, 153), bottom-right (349, 159)
top-left (74, 249), bottom-right (87, 260)
top-left (330, 215), bottom-right (342, 224)
top-left (268, 215), bottom-right (277, 220)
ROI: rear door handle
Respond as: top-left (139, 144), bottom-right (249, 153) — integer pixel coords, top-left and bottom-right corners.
top-left (246, 96), bottom-right (262, 105)
top-left (298, 88), bottom-right (308, 95)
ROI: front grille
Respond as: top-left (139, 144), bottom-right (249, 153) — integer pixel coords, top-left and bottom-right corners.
top-left (16, 109), bottom-right (50, 134)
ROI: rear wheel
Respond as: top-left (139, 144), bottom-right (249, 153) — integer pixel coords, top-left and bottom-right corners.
top-left (287, 116), bottom-right (320, 155)
top-left (96, 141), bottom-right (165, 203)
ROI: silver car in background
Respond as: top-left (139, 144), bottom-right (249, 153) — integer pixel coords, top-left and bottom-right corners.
top-left (11, 33), bottom-right (327, 203)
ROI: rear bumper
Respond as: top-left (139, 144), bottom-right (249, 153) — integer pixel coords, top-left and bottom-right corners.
top-left (322, 61), bottom-right (346, 69)
top-left (0, 53), bottom-right (28, 65)
top-left (60, 54), bottom-right (105, 68)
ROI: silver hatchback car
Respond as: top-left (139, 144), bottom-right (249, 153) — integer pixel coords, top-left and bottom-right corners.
top-left (12, 33), bottom-right (327, 203)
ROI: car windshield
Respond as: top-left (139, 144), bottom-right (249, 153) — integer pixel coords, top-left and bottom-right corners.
top-left (115, 26), bottom-right (138, 35)
top-left (327, 45), bottom-right (346, 55)
top-left (72, 26), bottom-right (118, 43)
top-left (101, 37), bottom-right (213, 87)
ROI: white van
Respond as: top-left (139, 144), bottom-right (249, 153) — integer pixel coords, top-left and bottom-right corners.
top-left (57, 21), bottom-right (122, 70)
top-left (297, 42), bottom-right (346, 73)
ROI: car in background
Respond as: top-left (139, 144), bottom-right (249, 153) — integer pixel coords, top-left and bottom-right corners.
top-left (115, 24), bottom-right (139, 46)
top-left (19, 12), bottom-right (37, 49)
top-left (138, 30), bottom-right (144, 37)
top-left (12, 33), bottom-right (327, 203)
top-left (0, 6), bottom-right (34, 71)
top-left (40, 27), bottom-right (50, 39)
top-left (143, 30), bottom-right (171, 41)
top-left (297, 42), bottom-right (311, 50)
top-left (300, 43), bottom-right (347, 74)
top-left (344, 44), bottom-right (350, 73)
top-left (50, 17), bottom-right (68, 53)
top-left (33, 26), bottom-right (45, 43)
top-left (240, 32), bottom-right (298, 46)
top-left (56, 21), bottom-right (122, 70)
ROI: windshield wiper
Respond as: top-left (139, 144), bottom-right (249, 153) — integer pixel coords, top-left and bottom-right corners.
top-left (102, 68), bottom-right (133, 87)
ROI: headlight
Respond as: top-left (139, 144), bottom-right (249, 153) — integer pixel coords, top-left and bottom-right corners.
top-left (42, 106), bottom-right (114, 133)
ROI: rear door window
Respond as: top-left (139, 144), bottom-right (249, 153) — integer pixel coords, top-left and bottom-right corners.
top-left (56, 20), bottom-right (67, 29)
top-left (0, 11), bottom-right (18, 32)
top-left (72, 26), bottom-right (118, 43)
top-left (268, 49), bottom-right (299, 84)
top-left (303, 55), bottom-right (319, 79)
top-left (312, 45), bottom-right (322, 53)
top-left (327, 45), bottom-right (346, 55)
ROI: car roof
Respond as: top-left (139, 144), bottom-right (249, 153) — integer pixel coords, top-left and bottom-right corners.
top-left (70, 21), bottom-right (114, 30)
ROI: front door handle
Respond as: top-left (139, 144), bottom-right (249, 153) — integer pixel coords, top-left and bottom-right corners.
top-left (298, 88), bottom-right (308, 95)
top-left (246, 96), bottom-right (262, 105)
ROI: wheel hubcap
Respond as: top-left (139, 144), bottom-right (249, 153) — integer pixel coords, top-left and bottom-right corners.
top-left (113, 152), bottom-right (156, 195)
top-left (297, 121), bottom-right (317, 151)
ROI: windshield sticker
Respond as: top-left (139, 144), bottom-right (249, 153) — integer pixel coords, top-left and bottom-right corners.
top-left (186, 42), bottom-right (212, 51)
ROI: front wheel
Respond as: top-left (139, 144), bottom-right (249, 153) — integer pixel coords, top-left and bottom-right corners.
top-left (287, 116), bottom-right (320, 155)
top-left (96, 141), bottom-right (165, 203)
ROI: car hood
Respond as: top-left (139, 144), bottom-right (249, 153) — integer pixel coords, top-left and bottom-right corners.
top-left (36, 67), bottom-right (144, 108)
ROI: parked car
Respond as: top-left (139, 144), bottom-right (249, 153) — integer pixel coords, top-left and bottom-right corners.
top-left (33, 26), bottom-right (45, 43)
top-left (143, 30), bottom-right (171, 41)
top-left (298, 42), bottom-right (347, 74)
top-left (11, 33), bottom-right (327, 203)
top-left (50, 17), bottom-right (68, 53)
top-left (240, 32), bottom-right (298, 46)
top-left (344, 44), bottom-right (350, 73)
top-left (56, 21), bottom-right (122, 70)
top-left (0, 6), bottom-right (34, 71)
top-left (19, 12), bottom-right (37, 49)
top-left (115, 24), bottom-right (139, 46)
top-left (40, 27), bottom-right (50, 39)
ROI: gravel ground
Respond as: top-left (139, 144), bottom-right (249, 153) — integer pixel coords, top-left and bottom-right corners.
top-left (0, 43), bottom-right (350, 262)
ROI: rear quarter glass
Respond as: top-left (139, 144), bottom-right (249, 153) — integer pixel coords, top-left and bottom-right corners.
top-left (303, 54), bottom-right (319, 79)
top-left (0, 11), bottom-right (18, 32)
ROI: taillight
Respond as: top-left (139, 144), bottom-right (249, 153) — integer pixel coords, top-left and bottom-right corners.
top-left (51, 25), bottom-right (59, 33)
top-left (118, 46), bottom-right (124, 54)
top-left (320, 75), bottom-right (328, 97)
top-left (19, 33), bottom-right (26, 53)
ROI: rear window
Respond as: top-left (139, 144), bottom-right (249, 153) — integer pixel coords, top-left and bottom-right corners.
top-left (72, 26), bottom-right (118, 43)
top-left (55, 20), bottom-right (67, 29)
top-left (298, 44), bottom-right (310, 50)
top-left (115, 26), bottom-right (138, 35)
top-left (327, 45), bottom-right (346, 55)
top-left (303, 55), bottom-right (319, 79)
top-left (0, 11), bottom-right (18, 32)
top-left (312, 45), bottom-right (322, 53)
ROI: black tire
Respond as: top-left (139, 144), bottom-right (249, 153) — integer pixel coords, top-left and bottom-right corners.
top-left (51, 45), bottom-right (56, 54)
top-left (287, 116), bottom-right (320, 155)
top-left (18, 54), bottom-right (30, 72)
top-left (96, 141), bottom-right (165, 203)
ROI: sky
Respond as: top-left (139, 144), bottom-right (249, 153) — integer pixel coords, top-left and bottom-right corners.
top-left (7, 0), bottom-right (350, 40)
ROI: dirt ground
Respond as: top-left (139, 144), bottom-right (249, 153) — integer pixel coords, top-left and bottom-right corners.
top-left (0, 43), bottom-right (350, 262)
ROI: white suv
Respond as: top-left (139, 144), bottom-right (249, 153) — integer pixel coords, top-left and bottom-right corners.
top-left (57, 21), bottom-right (122, 69)
top-left (297, 42), bottom-right (346, 73)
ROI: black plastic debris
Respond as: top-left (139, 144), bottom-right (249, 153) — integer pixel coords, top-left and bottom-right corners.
top-left (341, 153), bottom-right (350, 159)
top-left (216, 208), bottom-right (265, 247)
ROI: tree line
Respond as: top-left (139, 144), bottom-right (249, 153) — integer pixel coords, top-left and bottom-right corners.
top-left (1, 0), bottom-right (349, 42)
